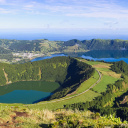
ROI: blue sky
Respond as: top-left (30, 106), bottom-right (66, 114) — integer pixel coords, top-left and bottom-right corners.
top-left (0, 0), bottom-right (128, 37)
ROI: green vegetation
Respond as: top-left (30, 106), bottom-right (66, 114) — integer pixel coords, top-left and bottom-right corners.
top-left (0, 57), bottom-right (90, 84)
top-left (81, 39), bottom-right (128, 50)
top-left (81, 60), bottom-right (102, 65)
top-left (0, 81), bottom-right (60, 96)
top-left (0, 39), bottom-right (128, 63)
top-left (76, 69), bottom-right (99, 93)
top-left (111, 60), bottom-right (128, 75)
top-left (0, 108), bottom-right (127, 128)
top-left (0, 57), bottom-right (128, 126)
top-left (29, 90), bottom-right (100, 111)
top-left (63, 39), bottom-right (128, 50)
top-left (49, 110), bottom-right (127, 128)
top-left (0, 39), bottom-right (63, 54)
top-left (26, 70), bottom-right (100, 110)
top-left (24, 59), bottom-right (123, 112)
top-left (93, 75), bottom-right (118, 93)
top-left (64, 80), bottom-right (125, 115)
top-left (0, 47), bottom-right (13, 61)
top-left (64, 60), bottom-right (128, 121)
top-left (0, 57), bottom-right (94, 101)
top-left (1, 38), bottom-right (128, 53)
top-left (82, 50), bottom-right (128, 58)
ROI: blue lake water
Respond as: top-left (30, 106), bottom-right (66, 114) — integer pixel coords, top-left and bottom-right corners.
top-left (0, 90), bottom-right (52, 104)
top-left (81, 50), bottom-right (128, 64)
top-left (31, 53), bottom-right (66, 62)
top-left (81, 55), bottom-right (128, 64)
top-left (31, 50), bottom-right (128, 64)
top-left (0, 81), bottom-right (59, 104)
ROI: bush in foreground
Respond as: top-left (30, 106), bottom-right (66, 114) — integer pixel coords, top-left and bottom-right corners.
top-left (0, 107), bottom-right (127, 128)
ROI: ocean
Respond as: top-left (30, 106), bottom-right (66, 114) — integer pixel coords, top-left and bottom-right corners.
top-left (0, 32), bottom-right (128, 41)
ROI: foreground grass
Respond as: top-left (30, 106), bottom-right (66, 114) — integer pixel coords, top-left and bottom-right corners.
top-left (0, 108), bottom-right (127, 128)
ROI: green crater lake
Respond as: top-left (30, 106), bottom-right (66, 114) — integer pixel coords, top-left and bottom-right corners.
top-left (0, 81), bottom-right (60, 104)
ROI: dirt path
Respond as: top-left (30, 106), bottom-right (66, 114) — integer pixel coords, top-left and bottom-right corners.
top-left (39, 67), bottom-right (41, 80)
top-left (3, 68), bottom-right (10, 84)
top-left (0, 111), bottom-right (28, 127)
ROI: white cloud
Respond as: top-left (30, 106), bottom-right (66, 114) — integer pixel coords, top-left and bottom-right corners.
top-left (0, 0), bottom-right (128, 30)
top-left (0, 0), bottom-right (127, 21)
top-left (0, 8), bottom-right (12, 14)
top-left (44, 0), bottom-right (128, 20)
top-left (24, 4), bottom-right (34, 10)
top-left (0, 0), bottom-right (5, 3)
top-left (25, 4), bottom-right (34, 8)
top-left (61, 0), bottom-right (128, 19)
top-left (66, 11), bottom-right (128, 19)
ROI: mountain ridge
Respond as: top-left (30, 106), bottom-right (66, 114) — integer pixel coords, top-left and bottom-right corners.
top-left (0, 38), bottom-right (128, 63)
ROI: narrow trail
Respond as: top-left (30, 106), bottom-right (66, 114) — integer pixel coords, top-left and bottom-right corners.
top-left (26, 69), bottom-right (102, 106)
top-left (3, 68), bottom-right (10, 84)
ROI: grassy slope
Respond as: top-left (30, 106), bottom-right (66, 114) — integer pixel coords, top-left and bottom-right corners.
top-left (93, 75), bottom-right (118, 93)
top-left (76, 70), bottom-right (99, 93)
top-left (82, 59), bottom-right (128, 108)
top-left (82, 59), bottom-right (121, 93)
top-left (26, 60), bottom-right (122, 110)
top-left (28, 70), bottom-right (100, 110)
top-left (0, 69), bottom-right (100, 110)
top-left (0, 108), bottom-right (127, 128)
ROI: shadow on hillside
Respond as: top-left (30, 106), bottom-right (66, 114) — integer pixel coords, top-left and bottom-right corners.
top-left (39, 123), bottom-right (49, 128)
top-left (113, 90), bottom-right (128, 107)
top-left (61, 59), bottom-right (83, 88)
top-left (33, 59), bottom-right (82, 103)
top-left (34, 58), bottom-right (94, 102)
top-left (32, 86), bottom-right (63, 103)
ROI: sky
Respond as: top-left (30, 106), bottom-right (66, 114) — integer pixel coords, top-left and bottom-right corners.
top-left (0, 0), bottom-right (128, 39)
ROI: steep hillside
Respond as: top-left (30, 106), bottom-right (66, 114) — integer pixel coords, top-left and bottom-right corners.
top-left (111, 60), bottom-right (128, 75)
top-left (64, 39), bottom-right (128, 50)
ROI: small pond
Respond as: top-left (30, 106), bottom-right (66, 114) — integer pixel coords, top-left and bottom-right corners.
top-left (0, 81), bottom-right (60, 104)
